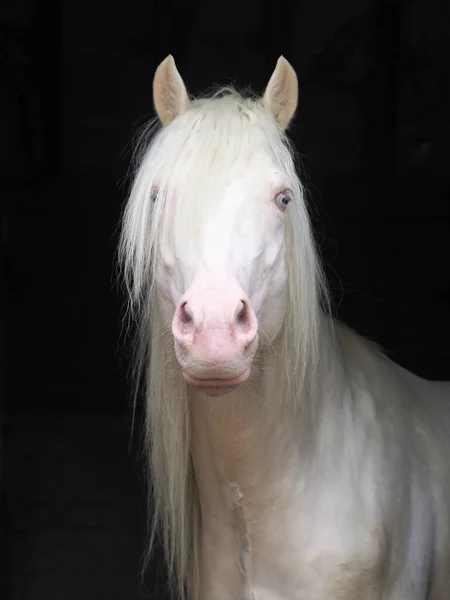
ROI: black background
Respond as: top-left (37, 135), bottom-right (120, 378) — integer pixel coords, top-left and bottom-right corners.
top-left (1, 0), bottom-right (449, 598)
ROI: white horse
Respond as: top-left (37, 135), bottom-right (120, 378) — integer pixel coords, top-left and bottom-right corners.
top-left (120, 55), bottom-right (450, 600)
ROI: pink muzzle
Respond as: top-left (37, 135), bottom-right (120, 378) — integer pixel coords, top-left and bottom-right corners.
top-left (171, 286), bottom-right (258, 396)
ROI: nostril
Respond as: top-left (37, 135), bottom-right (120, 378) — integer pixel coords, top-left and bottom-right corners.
top-left (233, 298), bottom-right (258, 347)
top-left (180, 301), bottom-right (193, 326)
top-left (173, 301), bottom-right (196, 343)
top-left (235, 299), bottom-right (255, 337)
top-left (236, 301), bottom-right (247, 325)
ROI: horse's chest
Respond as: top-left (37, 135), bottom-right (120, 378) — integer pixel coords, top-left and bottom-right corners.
top-left (235, 487), bottom-right (386, 600)
top-left (192, 405), bottom-right (387, 599)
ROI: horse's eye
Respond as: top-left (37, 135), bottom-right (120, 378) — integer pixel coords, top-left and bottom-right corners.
top-left (151, 186), bottom-right (158, 203)
top-left (275, 191), bottom-right (292, 211)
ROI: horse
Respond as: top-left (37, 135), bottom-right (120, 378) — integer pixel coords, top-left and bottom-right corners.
top-left (119, 55), bottom-right (450, 600)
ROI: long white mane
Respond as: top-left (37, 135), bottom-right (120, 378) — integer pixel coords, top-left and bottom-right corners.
top-left (119, 88), bottom-right (330, 599)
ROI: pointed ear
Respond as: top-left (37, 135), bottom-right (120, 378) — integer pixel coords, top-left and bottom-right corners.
top-left (261, 56), bottom-right (298, 131)
top-left (153, 55), bottom-right (190, 125)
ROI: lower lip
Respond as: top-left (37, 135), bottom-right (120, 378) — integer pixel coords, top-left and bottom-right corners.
top-left (182, 367), bottom-right (251, 396)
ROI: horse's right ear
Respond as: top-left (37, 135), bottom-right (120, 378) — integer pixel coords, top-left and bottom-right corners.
top-left (153, 55), bottom-right (191, 125)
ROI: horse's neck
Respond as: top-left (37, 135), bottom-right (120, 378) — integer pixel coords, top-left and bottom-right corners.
top-left (190, 373), bottom-right (290, 491)
top-left (188, 318), bottom-right (345, 512)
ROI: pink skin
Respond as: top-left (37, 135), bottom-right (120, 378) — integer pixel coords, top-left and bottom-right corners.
top-left (156, 158), bottom-right (291, 396)
top-left (172, 284), bottom-right (259, 395)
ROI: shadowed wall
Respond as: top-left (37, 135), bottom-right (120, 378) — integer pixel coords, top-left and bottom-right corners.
top-left (1, 0), bottom-right (449, 598)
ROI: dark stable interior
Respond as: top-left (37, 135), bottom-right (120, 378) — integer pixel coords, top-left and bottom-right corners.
top-left (1, 1), bottom-right (449, 598)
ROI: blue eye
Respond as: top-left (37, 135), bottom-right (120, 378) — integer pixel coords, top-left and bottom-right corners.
top-left (275, 191), bottom-right (292, 211)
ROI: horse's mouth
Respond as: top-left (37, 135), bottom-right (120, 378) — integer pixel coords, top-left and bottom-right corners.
top-left (182, 367), bottom-right (251, 396)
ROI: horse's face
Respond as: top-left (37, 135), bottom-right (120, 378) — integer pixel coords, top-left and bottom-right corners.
top-left (152, 56), bottom-right (298, 396)
top-left (156, 157), bottom-right (293, 396)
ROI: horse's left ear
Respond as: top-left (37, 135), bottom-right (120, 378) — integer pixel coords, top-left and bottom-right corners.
top-left (261, 56), bottom-right (298, 131)
top-left (153, 55), bottom-right (191, 125)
